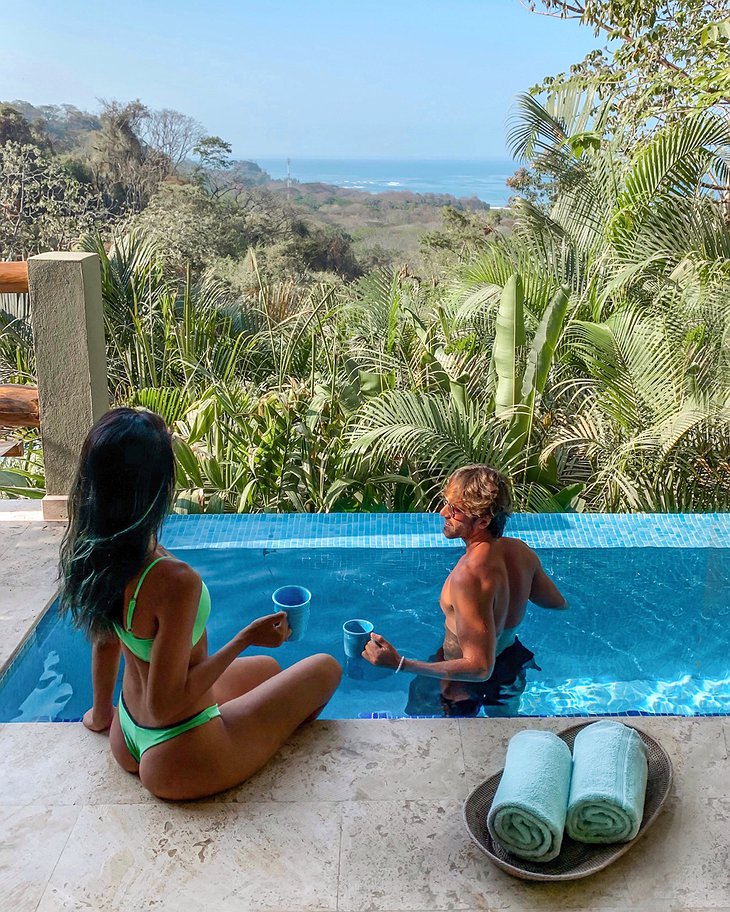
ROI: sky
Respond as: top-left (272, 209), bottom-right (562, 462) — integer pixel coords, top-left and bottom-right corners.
top-left (1, 1), bottom-right (603, 160)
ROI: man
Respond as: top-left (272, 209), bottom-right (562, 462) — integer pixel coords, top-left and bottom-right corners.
top-left (362, 465), bottom-right (568, 716)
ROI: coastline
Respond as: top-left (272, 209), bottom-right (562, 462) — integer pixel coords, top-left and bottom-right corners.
top-left (255, 158), bottom-right (516, 207)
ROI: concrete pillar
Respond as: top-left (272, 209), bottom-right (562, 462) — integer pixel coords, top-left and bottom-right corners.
top-left (27, 253), bottom-right (109, 521)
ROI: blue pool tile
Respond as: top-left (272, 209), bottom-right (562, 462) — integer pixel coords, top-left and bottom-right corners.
top-left (162, 512), bottom-right (730, 551)
top-left (3, 512), bottom-right (728, 722)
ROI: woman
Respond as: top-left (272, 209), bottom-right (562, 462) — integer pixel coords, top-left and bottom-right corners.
top-left (60, 408), bottom-right (341, 800)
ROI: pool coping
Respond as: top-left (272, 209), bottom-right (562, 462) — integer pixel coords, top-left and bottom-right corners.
top-left (0, 520), bottom-right (63, 679)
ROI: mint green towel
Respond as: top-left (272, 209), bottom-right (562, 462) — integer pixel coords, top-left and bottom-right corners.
top-left (567, 720), bottom-right (648, 844)
top-left (487, 730), bottom-right (572, 862)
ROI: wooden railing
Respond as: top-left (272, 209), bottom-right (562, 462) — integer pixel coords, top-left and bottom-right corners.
top-left (0, 261), bottom-right (29, 295)
top-left (0, 440), bottom-right (23, 457)
top-left (0, 383), bottom-right (38, 459)
top-left (0, 384), bottom-right (39, 427)
top-left (1, 262), bottom-right (34, 459)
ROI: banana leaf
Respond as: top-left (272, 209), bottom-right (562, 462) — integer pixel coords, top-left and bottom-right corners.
top-left (493, 274), bottom-right (526, 418)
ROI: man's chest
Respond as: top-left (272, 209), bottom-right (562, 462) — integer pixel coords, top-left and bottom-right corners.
top-left (439, 571), bottom-right (457, 620)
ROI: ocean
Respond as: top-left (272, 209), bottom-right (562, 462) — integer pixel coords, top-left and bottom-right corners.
top-left (254, 158), bottom-right (517, 207)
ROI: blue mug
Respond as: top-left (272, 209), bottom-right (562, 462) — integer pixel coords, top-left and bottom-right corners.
top-left (272, 585), bottom-right (311, 642)
top-left (343, 618), bottom-right (374, 659)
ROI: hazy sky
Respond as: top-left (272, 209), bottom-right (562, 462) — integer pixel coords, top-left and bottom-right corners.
top-left (2, 1), bottom-right (602, 159)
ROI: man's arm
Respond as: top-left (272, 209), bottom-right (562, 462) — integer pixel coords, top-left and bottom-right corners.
top-left (364, 574), bottom-right (496, 682)
top-left (530, 560), bottom-right (568, 610)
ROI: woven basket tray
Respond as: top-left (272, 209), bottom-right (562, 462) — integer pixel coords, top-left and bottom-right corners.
top-left (462, 721), bottom-right (673, 882)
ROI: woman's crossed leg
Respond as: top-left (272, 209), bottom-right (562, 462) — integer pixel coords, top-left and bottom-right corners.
top-left (135, 653), bottom-right (341, 800)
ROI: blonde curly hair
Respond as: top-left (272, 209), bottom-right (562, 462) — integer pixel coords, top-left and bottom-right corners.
top-left (444, 465), bottom-right (513, 537)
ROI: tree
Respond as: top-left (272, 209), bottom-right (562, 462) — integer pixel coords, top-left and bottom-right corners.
top-left (90, 99), bottom-right (160, 212)
top-left (5, 101), bottom-right (100, 152)
top-left (141, 109), bottom-right (204, 176)
top-left (526, 1), bottom-right (730, 133)
top-left (0, 105), bottom-right (35, 146)
top-left (505, 165), bottom-right (554, 207)
top-left (193, 135), bottom-right (232, 171)
top-left (132, 184), bottom-right (260, 268)
top-left (192, 135), bottom-right (234, 197)
top-left (0, 142), bottom-right (106, 258)
top-left (0, 104), bottom-right (52, 152)
top-left (420, 206), bottom-right (500, 265)
top-left (454, 96), bottom-right (730, 509)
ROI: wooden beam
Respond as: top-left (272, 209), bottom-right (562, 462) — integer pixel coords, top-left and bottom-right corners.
top-left (0, 384), bottom-right (40, 428)
top-left (0, 262), bottom-right (29, 295)
top-left (0, 439), bottom-right (23, 457)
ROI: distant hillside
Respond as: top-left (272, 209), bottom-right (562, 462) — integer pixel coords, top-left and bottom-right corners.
top-left (265, 179), bottom-right (496, 265)
top-left (7, 100), bottom-right (101, 153)
top-left (1, 97), bottom-right (511, 273)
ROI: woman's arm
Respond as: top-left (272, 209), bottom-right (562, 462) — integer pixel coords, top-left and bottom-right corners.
top-left (83, 636), bottom-right (121, 732)
top-left (145, 564), bottom-right (289, 721)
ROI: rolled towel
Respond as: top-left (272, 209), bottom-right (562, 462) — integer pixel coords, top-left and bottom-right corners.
top-left (566, 720), bottom-right (648, 844)
top-left (487, 730), bottom-right (572, 862)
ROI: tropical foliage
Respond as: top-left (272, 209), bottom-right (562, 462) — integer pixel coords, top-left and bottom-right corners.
top-left (529, 1), bottom-right (730, 133)
top-left (2, 4), bottom-right (729, 513)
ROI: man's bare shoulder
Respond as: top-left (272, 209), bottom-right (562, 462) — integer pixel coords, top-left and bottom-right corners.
top-left (455, 549), bottom-right (504, 594)
top-left (499, 536), bottom-right (540, 563)
top-left (450, 556), bottom-right (490, 591)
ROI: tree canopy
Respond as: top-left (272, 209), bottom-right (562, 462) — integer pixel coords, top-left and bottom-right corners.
top-left (527, 1), bottom-right (730, 132)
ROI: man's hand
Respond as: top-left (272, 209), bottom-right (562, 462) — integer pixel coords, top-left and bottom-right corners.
top-left (82, 706), bottom-right (114, 732)
top-left (362, 633), bottom-right (401, 669)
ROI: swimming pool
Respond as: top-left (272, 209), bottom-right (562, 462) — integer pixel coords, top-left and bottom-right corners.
top-left (1, 513), bottom-right (728, 720)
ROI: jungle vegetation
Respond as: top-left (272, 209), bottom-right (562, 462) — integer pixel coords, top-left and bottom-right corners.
top-left (1, 1), bottom-right (728, 513)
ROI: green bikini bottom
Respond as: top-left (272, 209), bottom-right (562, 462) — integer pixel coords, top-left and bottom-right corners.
top-left (119, 694), bottom-right (221, 763)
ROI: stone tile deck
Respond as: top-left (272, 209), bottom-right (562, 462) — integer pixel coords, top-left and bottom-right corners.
top-left (1, 510), bottom-right (728, 912)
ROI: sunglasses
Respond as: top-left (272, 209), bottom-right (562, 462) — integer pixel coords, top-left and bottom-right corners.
top-left (441, 497), bottom-right (469, 519)
top-left (441, 497), bottom-right (492, 521)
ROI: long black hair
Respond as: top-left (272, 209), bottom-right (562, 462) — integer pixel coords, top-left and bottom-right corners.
top-left (59, 408), bottom-right (176, 640)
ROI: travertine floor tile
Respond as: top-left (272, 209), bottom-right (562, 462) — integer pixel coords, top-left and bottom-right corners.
top-left (0, 501), bottom-right (43, 521)
top-left (338, 799), bottom-right (630, 911)
top-left (460, 717), bottom-right (729, 799)
top-left (0, 522), bottom-right (28, 550)
top-left (221, 719), bottom-right (467, 803)
top-left (339, 799), bottom-right (488, 912)
top-left (0, 804), bottom-right (80, 912)
top-left (0, 723), bottom-right (151, 805)
top-left (622, 717), bottom-right (728, 798)
top-left (611, 795), bottom-right (730, 907)
top-left (0, 522), bottom-right (63, 672)
top-left (459, 717), bottom-right (566, 788)
top-left (37, 801), bottom-right (341, 912)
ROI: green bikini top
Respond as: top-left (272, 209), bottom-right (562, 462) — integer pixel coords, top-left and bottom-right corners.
top-left (114, 556), bottom-right (210, 662)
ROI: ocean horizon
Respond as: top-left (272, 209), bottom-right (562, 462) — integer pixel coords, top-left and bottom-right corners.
top-left (254, 158), bottom-right (517, 207)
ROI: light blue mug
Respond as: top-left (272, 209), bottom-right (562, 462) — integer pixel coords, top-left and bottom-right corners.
top-left (272, 585), bottom-right (311, 642)
top-left (343, 618), bottom-right (374, 659)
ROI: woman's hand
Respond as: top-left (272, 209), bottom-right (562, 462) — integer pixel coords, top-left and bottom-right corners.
top-left (243, 611), bottom-right (290, 648)
top-left (82, 706), bottom-right (114, 732)
top-left (362, 632), bottom-right (401, 669)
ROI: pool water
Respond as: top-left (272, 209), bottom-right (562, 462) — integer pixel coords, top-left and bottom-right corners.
top-left (1, 541), bottom-right (728, 720)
